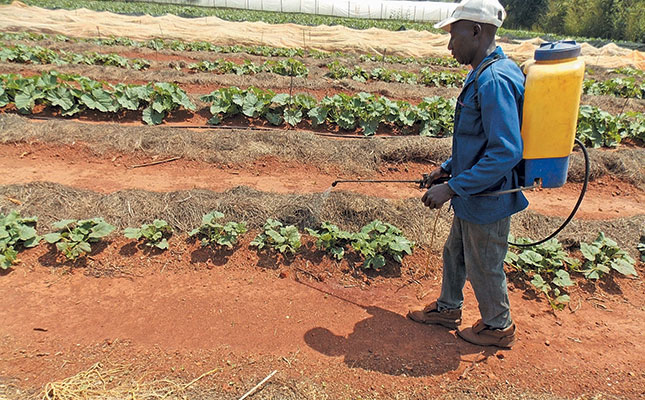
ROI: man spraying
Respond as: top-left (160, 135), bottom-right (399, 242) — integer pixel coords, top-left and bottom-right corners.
top-left (407, 0), bottom-right (526, 349)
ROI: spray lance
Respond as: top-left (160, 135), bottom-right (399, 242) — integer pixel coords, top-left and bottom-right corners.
top-left (332, 41), bottom-right (591, 248)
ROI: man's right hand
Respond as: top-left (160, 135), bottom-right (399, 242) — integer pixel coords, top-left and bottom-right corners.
top-left (421, 167), bottom-right (450, 188)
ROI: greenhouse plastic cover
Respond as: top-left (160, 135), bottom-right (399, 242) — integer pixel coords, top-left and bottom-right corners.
top-left (137, 0), bottom-right (457, 22)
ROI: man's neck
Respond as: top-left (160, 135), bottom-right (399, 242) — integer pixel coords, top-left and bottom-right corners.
top-left (470, 42), bottom-right (498, 70)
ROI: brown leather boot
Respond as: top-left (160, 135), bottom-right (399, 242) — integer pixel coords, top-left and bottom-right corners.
top-left (457, 319), bottom-right (516, 349)
top-left (407, 301), bottom-right (462, 329)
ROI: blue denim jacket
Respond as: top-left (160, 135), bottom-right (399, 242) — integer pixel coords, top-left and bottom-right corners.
top-left (441, 47), bottom-right (528, 224)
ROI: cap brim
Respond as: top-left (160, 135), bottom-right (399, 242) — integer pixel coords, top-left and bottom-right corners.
top-left (434, 16), bottom-right (457, 32)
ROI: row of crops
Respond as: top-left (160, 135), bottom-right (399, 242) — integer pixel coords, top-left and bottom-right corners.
top-left (0, 31), bottom-right (461, 66)
top-left (5, 30), bottom-right (643, 91)
top-left (2, 39), bottom-right (644, 100)
top-left (1, 210), bottom-right (641, 310)
top-left (1, 71), bottom-right (643, 146)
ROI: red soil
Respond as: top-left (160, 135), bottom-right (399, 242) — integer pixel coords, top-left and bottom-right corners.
top-left (0, 142), bottom-right (642, 220)
top-left (1, 235), bottom-right (644, 398)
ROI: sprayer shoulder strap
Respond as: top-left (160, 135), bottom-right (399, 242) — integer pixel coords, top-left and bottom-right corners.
top-left (472, 53), bottom-right (503, 111)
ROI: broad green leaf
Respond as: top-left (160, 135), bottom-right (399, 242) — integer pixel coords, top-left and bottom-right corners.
top-left (14, 90), bottom-right (36, 112)
top-left (17, 225), bottom-right (37, 241)
top-left (142, 106), bottom-right (165, 125)
top-left (308, 107), bottom-right (328, 126)
top-left (530, 274), bottom-right (549, 292)
top-left (123, 227), bottom-right (142, 239)
top-left (284, 108), bottom-right (302, 126)
top-left (610, 258), bottom-right (637, 277)
top-left (43, 232), bottom-right (62, 243)
top-left (88, 221), bottom-right (115, 239)
top-left (77, 241), bottom-right (92, 254)
top-left (52, 219), bottom-right (76, 230)
top-left (271, 93), bottom-right (290, 106)
top-left (552, 270), bottom-right (574, 287)
top-left (265, 111), bottom-right (283, 126)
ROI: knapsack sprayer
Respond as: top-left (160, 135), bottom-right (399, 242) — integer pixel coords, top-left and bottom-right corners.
top-left (332, 41), bottom-right (590, 247)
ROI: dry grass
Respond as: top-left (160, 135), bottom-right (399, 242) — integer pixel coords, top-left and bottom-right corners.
top-left (1, 114), bottom-right (644, 189)
top-left (0, 113), bottom-right (452, 174)
top-left (25, 362), bottom-right (577, 400)
top-left (42, 362), bottom-right (218, 400)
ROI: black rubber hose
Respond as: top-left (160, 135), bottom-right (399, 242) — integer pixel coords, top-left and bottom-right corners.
top-left (509, 138), bottom-right (590, 247)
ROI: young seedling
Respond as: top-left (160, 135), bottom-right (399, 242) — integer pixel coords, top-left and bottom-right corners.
top-left (0, 210), bottom-right (41, 269)
top-left (189, 211), bottom-right (247, 249)
top-left (124, 219), bottom-right (173, 250)
top-left (351, 220), bottom-right (414, 269)
top-left (43, 218), bottom-right (115, 261)
top-left (579, 232), bottom-right (637, 279)
top-left (505, 236), bottom-right (578, 310)
top-left (251, 219), bottom-right (301, 255)
top-left (305, 222), bottom-right (354, 261)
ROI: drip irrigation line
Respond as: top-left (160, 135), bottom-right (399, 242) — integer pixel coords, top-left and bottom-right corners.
top-left (23, 115), bottom-right (420, 139)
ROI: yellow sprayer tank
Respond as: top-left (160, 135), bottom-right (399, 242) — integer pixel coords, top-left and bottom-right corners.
top-left (521, 41), bottom-right (585, 188)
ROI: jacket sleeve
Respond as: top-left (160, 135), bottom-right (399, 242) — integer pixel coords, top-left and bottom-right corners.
top-left (441, 157), bottom-right (453, 174)
top-left (447, 76), bottom-right (523, 197)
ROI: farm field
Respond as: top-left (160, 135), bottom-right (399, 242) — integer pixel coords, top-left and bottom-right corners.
top-left (1, 3), bottom-right (645, 400)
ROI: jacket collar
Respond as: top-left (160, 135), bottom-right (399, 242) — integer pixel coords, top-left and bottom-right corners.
top-left (463, 46), bottom-right (505, 87)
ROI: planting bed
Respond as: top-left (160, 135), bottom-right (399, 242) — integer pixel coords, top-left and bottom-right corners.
top-left (1, 8), bottom-right (645, 400)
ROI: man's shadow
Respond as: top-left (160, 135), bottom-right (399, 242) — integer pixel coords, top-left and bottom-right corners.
top-left (302, 284), bottom-right (483, 377)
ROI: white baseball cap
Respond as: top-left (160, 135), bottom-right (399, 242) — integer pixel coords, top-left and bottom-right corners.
top-left (434, 0), bottom-right (506, 32)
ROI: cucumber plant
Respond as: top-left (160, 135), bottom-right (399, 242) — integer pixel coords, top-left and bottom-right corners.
top-left (124, 219), bottom-right (173, 250)
top-left (325, 61), bottom-right (465, 88)
top-left (350, 220), bottom-right (414, 269)
top-left (578, 232), bottom-right (637, 279)
top-left (189, 211), bottom-right (247, 249)
top-left (505, 237), bottom-right (579, 310)
top-left (0, 71), bottom-right (195, 125)
top-left (0, 43), bottom-right (150, 70)
top-left (200, 86), bottom-right (456, 136)
top-left (583, 77), bottom-right (644, 99)
top-left (250, 219), bottom-right (301, 255)
top-left (44, 218), bottom-right (115, 261)
top-left (0, 211), bottom-right (41, 269)
top-left (305, 222), bottom-right (354, 260)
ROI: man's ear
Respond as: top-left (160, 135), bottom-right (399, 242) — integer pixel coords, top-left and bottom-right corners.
top-left (472, 23), bottom-right (482, 37)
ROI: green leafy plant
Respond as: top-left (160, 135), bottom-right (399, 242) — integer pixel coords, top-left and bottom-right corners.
top-left (576, 105), bottom-right (644, 147)
top-left (263, 58), bottom-right (308, 77)
top-left (325, 61), bottom-right (465, 88)
top-left (305, 222), bottom-right (354, 260)
top-left (124, 219), bottom-right (173, 250)
top-left (250, 219), bottom-right (301, 255)
top-left (505, 237), bottom-right (579, 310)
top-left (638, 235), bottom-right (645, 262)
top-left (200, 87), bottom-right (455, 136)
top-left (0, 43), bottom-right (150, 70)
top-left (189, 211), bottom-right (247, 249)
top-left (583, 77), bottom-right (644, 99)
top-left (142, 82), bottom-right (196, 125)
top-left (350, 220), bottom-right (414, 269)
top-left (0, 211), bottom-right (41, 269)
top-left (43, 218), bottom-right (115, 260)
top-left (579, 232), bottom-right (638, 279)
top-left (0, 71), bottom-right (195, 125)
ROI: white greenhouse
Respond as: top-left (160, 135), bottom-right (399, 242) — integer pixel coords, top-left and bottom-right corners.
top-left (134, 0), bottom-right (457, 22)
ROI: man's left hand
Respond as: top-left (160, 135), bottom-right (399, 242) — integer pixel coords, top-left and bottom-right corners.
top-left (422, 183), bottom-right (455, 209)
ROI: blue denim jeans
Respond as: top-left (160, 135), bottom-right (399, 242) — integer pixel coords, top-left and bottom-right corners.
top-left (437, 216), bottom-right (513, 329)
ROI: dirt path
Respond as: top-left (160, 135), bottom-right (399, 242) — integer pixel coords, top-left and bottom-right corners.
top-left (1, 239), bottom-right (644, 399)
top-left (1, 142), bottom-right (642, 220)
